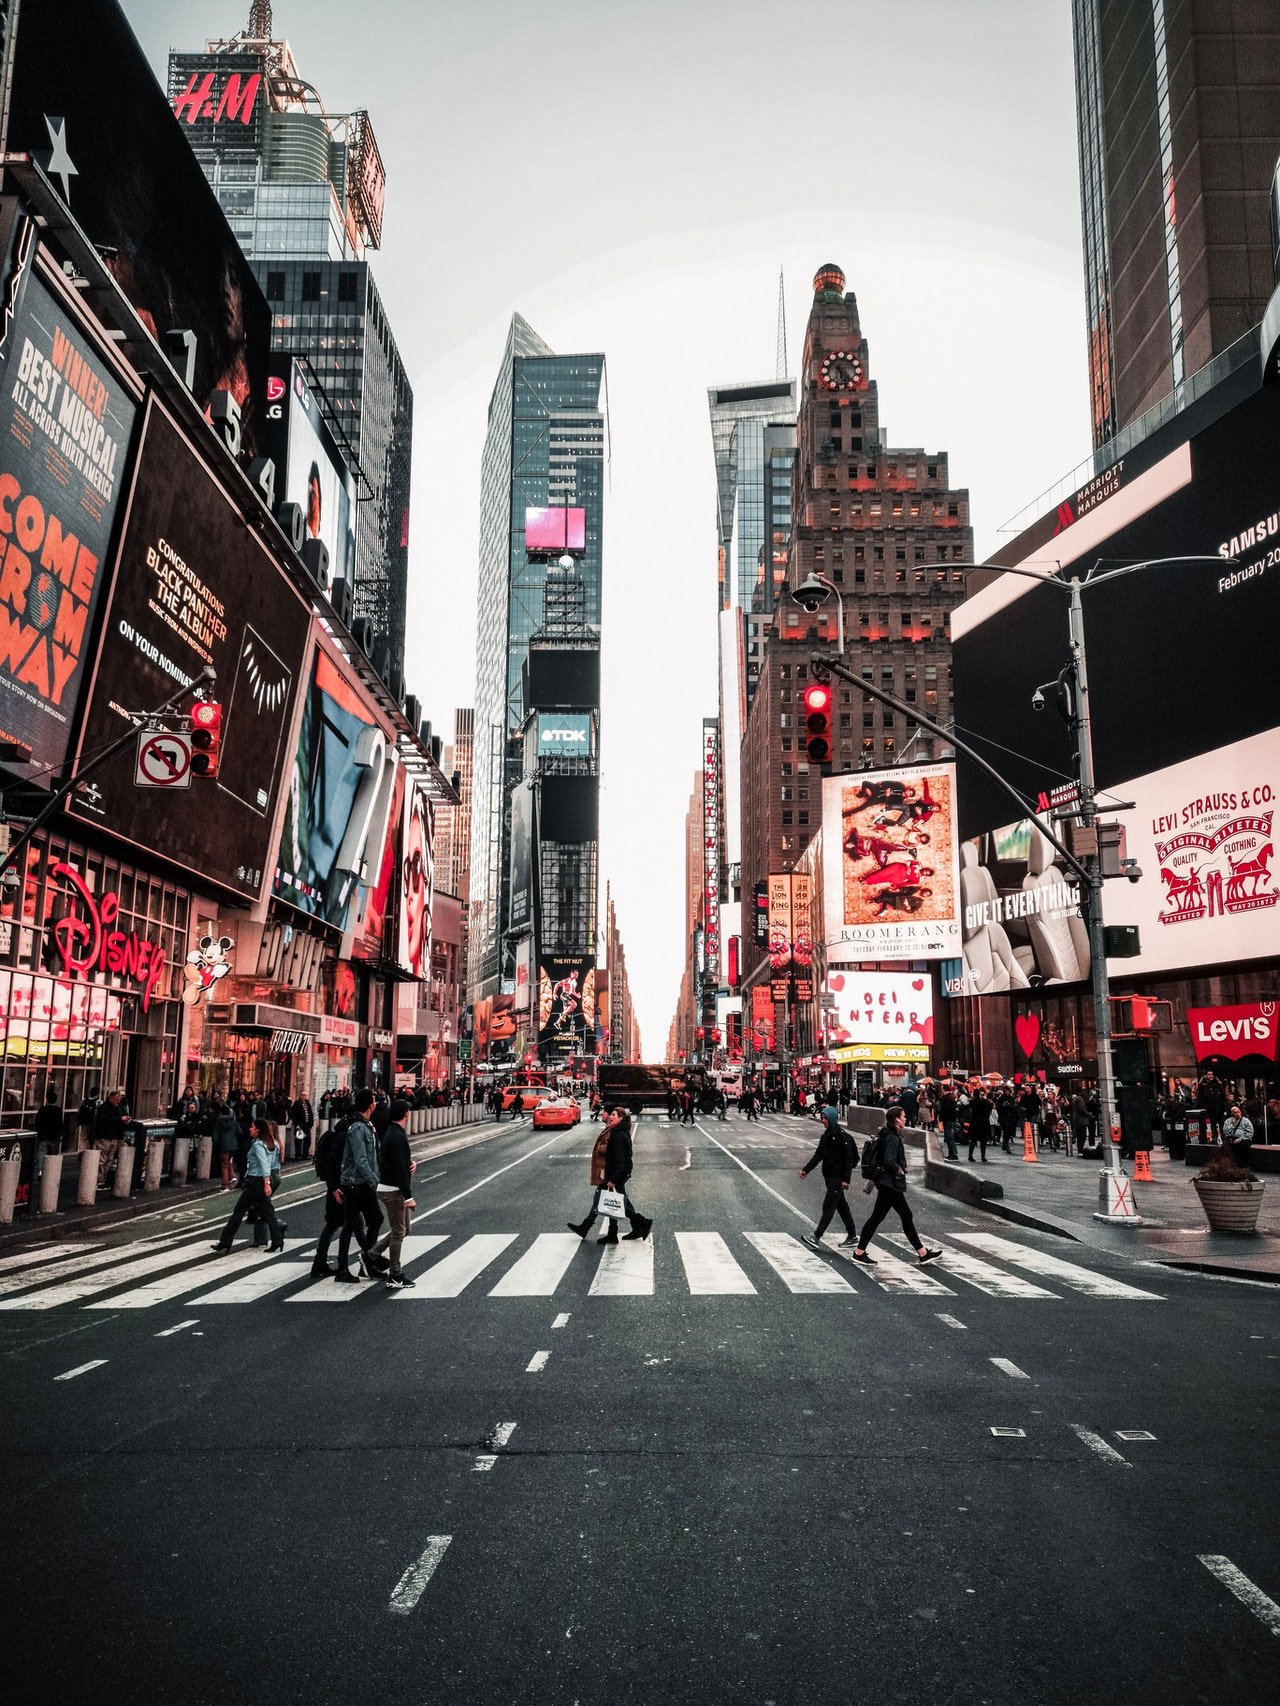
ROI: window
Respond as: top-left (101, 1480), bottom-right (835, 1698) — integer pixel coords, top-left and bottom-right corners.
top-left (782, 811), bottom-right (793, 826)
top-left (338, 271), bottom-right (359, 303)
top-left (301, 271), bottom-right (322, 301)
top-left (798, 812), bottom-right (810, 826)
top-left (265, 271), bottom-right (285, 300)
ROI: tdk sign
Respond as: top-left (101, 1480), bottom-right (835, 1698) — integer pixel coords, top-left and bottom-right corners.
top-left (538, 715), bottom-right (591, 752)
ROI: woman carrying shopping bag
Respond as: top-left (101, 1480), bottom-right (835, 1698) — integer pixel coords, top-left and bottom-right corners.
top-left (567, 1106), bottom-right (653, 1245)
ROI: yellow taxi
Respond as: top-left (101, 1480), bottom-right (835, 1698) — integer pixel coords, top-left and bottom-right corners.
top-left (501, 1085), bottom-right (546, 1114)
top-left (532, 1095), bottom-right (580, 1129)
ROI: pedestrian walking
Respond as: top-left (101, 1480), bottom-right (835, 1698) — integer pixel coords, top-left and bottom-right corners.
top-left (966, 1083), bottom-right (992, 1163)
top-left (334, 1088), bottom-right (387, 1283)
top-left (211, 1118), bottom-right (285, 1255)
top-left (938, 1084), bottom-right (960, 1160)
top-left (849, 1107), bottom-right (941, 1266)
top-left (567, 1107), bottom-right (652, 1245)
top-left (370, 1097), bottom-right (417, 1287)
top-left (799, 1099), bottom-right (858, 1248)
top-left (289, 1093), bottom-right (315, 1161)
top-left (309, 1109), bottom-right (348, 1278)
top-left (681, 1089), bottom-right (695, 1127)
top-left (716, 1088), bottom-right (728, 1121)
top-left (996, 1089), bottom-right (1019, 1154)
top-left (210, 1098), bottom-right (239, 1190)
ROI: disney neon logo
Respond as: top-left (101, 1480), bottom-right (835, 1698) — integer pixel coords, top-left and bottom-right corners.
top-left (48, 860), bottom-right (166, 1012)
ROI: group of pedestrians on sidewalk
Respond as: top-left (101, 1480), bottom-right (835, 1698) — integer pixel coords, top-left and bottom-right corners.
top-left (799, 1100), bottom-right (940, 1267)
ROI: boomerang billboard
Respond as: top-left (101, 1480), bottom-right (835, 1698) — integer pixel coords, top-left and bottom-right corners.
top-left (822, 764), bottom-right (962, 961)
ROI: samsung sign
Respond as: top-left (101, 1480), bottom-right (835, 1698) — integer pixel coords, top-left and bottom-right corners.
top-left (537, 714), bottom-right (591, 755)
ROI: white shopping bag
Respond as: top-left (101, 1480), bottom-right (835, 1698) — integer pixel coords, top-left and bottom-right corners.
top-left (597, 1188), bottom-right (626, 1220)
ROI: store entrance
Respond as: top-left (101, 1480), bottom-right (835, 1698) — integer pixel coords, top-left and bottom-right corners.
top-left (128, 1037), bottom-right (163, 1120)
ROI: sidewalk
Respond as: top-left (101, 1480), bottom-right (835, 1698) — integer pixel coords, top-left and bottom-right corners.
top-left (0, 1111), bottom-right (501, 1257)
top-left (937, 1139), bottom-right (1280, 1283)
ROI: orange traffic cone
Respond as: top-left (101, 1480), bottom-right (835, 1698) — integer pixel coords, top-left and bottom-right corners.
top-left (1133, 1149), bottom-right (1154, 1182)
top-left (1022, 1119), bottom-right (1038, 1163)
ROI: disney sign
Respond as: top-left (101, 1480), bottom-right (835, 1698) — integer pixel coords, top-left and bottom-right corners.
top-left (47, 861), bottom-right (166, 1011)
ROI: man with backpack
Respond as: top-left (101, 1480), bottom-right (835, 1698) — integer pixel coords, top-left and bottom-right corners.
top-left (334, 1088), bottom-right (388, 1283)
top-left (310, 1112), bottom-right (348, 1279)
top-left (799, 1097), bottom-right (859, 1249)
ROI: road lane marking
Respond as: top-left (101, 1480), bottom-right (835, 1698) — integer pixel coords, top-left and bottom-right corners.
top-left (991, 1427), bottom-right (1025, 1437)
top-left (1116, 1430), bottom-right (1156, 1442)
top-left (1198, 1555), bottom-right (1280, 1637)
top-left (526, 1350), bottom-right (550, 1373)
top-left (937, 1313), bottom-right (968, 1330)
top-left (1070, 1424), bottom-right (1130, 1466)
top-left (552, 1312), bottom-right (570, 1329)
top-left (489, 1233), bottom-right (580, 1296)
top-left (397, 1234), bottom-right (517, 1299)
top-left (990, 1357), bottom-right (1030, 1380)
top-left (421, 1131), bottom-right (570, 1218)
top-left (589, 1238), bottom-right (654, 1296)
top-left (90, 1245), bottom-right (299, 1309)
top-left (675, 1232), bottom-right (756, 1294)
top-left (155, 1319), bottom-right (198, 1338)
top-left (832, 1243), bottom-right (952, 1295)
top-left (681, 1149), bottom-right (692, 1169)
top-left (290, 1236), bottom-right (450, 1303)
top-left (388, 1536), bottom-right (452, 1615)
top-left (55, 1359), bottom-right (107, 1381)
top-left (0, 1231), bottom-right (196, 1299)
top-left (491, 1421), bottom-right (517, 1448)
top-left (696, 1127), bottom-right (816, 1224)
top-left (0, 1235), bottom-right (225, 1310)
top-left (745, 1233), bottom-right (854, 1294)
top-left (422, 1171), bottom-right (448, 1182)
top-left (885, 1235), bottom-right (1057, 1298)
top-left (473, 1455), bottom-right (497, 1471)
top-left (954, 1234), bottom-right (1164, 1299)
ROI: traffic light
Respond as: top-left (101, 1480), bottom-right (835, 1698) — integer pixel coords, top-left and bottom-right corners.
top-left (189, 700), bottom-right (222, 779)
top-left (802, 682), bottom-right (833, 766)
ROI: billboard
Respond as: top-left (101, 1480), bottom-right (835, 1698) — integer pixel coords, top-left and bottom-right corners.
top-left (260, 359), bottom-right (356, 592)
top-left (822, 765), bottom-right (962, 961)
top-left (349, 758), bottom-right (404, 964)
top-left (766, 873), bottom-right (814, 974)
top-left (953, 382), bottom-right (1280, 840)
top-left (274, 646), bottom-right (393, 930)
top-left (703, 720), bottom-right (720, 986)
top-left (957, 818), bottom-right (1089, 994)
top-left (824, 970), bottom-right (934, 1051)
top-left (3, 0), bottom-right (272, 453)
top-left (514, 936), bottom-right (532, 1015)
top-left (0, 248), bottom-right (137, 776)
top-left (509, 779), bottom-right (534, 933)
top-left (534, 713), bottom-right (591, 759)
top-left (398, 781), bottom-right (434, 980)
top-left (524, 506), bottom-right (586, 554)
top-left (538, 955), bottom-right (595, 1054)
top-left (72, 403), bottom-right (309, 898)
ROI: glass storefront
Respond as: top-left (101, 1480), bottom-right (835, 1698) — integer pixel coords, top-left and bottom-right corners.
top-left (0, 832), bottom-right (190, 1129)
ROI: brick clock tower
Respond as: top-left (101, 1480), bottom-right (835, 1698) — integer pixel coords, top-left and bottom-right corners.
top-left (739, 262), bottom-right (974, 983)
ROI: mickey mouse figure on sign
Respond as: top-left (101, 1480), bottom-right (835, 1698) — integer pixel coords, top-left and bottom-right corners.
top-left (181, 935), bottom-right (235, 1006)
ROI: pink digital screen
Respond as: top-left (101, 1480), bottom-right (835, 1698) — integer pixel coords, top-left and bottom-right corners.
top-left (524, 506), bottom-right (586, 552)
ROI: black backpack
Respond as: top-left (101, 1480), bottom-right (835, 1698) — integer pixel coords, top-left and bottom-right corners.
top-left (860, 1132), bottom-right (883, 1180)
top-left (314, 1117), bottom-right (350, 1181)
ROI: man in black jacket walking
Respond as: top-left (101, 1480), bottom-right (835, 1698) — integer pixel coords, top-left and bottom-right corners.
top-left (799, 1099), bottom-right (858, 1248)
top-left (850, 1107), bottom-right (941, 1266)
top-left (370, 1098), bottom-right (417, 1287)
top-left (290, 1093), bottom-right (314, 1161)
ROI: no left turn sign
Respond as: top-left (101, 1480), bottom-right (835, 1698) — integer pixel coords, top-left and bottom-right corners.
top-left (135, 730), bottom-right (193, 789)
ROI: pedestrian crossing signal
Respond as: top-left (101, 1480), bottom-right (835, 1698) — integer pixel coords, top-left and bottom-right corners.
top-left (802, 683), bottom-right (833, 766)
top-left (189, 700), bottom-right (222, 779)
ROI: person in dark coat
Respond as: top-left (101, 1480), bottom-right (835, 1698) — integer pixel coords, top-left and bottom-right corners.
top-left (35, 1088), bottom-right (64, 1154)
top-left (369, 1098), bottom-right (416, 1286)
top-left (938, 1084), bottom-right (960, 1160)
top-left (92, 1090), bottom-right (128, 1186)
top-left (966, 1085), bottom-right (993, 1163)
top-left (567, 1107), bottom-right (651, 1245)
top-left (290, 1093), bottom-right (315, 1161)
top-left (211, 1099), bottom-right (239, 1191)
top-left (1197, 1071), bottom-right (1226, 1141)
top-left (850, 1107), bottom-right (941, 1266)
top-left (800, 1099), bottom-right (858, 1248)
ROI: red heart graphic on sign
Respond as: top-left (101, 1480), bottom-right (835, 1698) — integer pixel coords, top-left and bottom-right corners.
top-left (912, 978), bottom-right (924, 991)
top-left (1014, 1014), bottom-right (1041, 1059)
top-left (828, 973), bottom-right (845, 992)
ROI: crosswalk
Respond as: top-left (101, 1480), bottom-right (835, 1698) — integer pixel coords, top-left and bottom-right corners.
top-left (0, 1226), bottom-right (1164, 1310)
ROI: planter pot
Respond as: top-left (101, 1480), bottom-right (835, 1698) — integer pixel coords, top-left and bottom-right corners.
top-left (1193, 1177), bottom-right (1265, 1234)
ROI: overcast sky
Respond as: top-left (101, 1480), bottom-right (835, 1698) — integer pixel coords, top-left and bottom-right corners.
top-left (125, 0), bottom-right (1093, 1056)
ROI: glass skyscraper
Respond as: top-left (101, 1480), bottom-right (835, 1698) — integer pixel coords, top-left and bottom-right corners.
top-left (468, 315), bottom-right (607, 1004)
top-left (708, 379), bottom-right (796, 611)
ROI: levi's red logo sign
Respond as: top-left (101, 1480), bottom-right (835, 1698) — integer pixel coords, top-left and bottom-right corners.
top-left (1187, 1002), bottom-right (1278, 1062)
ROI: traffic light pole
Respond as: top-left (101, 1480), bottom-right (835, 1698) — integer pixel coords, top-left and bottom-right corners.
top-left (0, 667), bottom-right (216, 886)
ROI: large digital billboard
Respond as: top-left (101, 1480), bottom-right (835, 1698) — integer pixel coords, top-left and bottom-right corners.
top-left (0, 246), bottom-right (137, 776)
top-left (957, 818), bottom-right (1089, 994)
top-left (348, 756), bottom-right (404, 964)
top-left (953, 382), bottom-right (1280, 840)
top-left (260, 359), bottom-right (356, 593)
top-left (822, 765), bottom-right (962, 961)
top-left (824, 969), bottom-right (934, 1059)
top-left (524, 506), bottom-right (586, 554)
top-left (509, 780), bottom-right (534, 933)
top-left (3, 0), bottom-right (272, 453)
top-left (398, 781), bottom-right (433, 980)
top-left (538, 955), bottom-right (595, 1055)
top-left (534, 713), bottom-right (591, 759)
top-left (72, 403), bottom-right (309, 898)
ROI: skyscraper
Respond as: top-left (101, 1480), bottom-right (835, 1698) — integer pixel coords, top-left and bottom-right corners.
top-left (708, 380), bottom-right (798, 613)
top-left (1072, 0), bottom-right (1280, 445)
top-left (168, 20), bottom-right (412, 673)
top-left (468, 316), bottom-right (606, 1012)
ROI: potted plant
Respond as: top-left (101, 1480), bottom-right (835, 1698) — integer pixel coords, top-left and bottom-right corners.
top-left (1193, 1144), bottom-right (1265, 1234)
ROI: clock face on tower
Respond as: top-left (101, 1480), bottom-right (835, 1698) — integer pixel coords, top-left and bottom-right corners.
top-left (819, 349), bottom-right (864, 391)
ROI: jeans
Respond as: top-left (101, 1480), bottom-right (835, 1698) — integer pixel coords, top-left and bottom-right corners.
top-left (337, 1181), bottom-right (383, 1271)
top-left (815, 1181), bottom-right (856, 1238)
top-left (219, 1177), bottom-right (280, 1247)
top-left (859, 1186), bottom-right (920, 1251)
top-left (942, 1120), bottom-right (959, 1160)
top-left (374, 1191), bottom-right (412, 1275)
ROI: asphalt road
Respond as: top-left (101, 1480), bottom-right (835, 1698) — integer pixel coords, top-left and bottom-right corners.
top-left (4, 1109), bottom-right (1278, 1706)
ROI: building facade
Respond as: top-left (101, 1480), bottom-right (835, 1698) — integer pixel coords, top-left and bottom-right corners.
top-left (1073, 0), bottom-right (1280, 445)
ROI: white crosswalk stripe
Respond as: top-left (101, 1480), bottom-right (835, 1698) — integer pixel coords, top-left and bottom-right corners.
top-left (882, 1236), bottom-right (1056, 1298)
top-left (0, 1242), bottom-right (94, 1274)
top-left (489, 1233), bottom-right (581, 1296)
top-left (0, 1227), bottom-right (1169, 1308)
top-left (588, 1237), bottom-right (654, 1295)
top-left (675, 1232), bottom-right (756, 1294)
top-left (745, 1233), bottom-right (854, 1294)
top-left (953, 1233), bottom-right (1165, 1299)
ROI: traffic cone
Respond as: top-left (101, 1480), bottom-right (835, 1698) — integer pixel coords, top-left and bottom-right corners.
top-left (1133, 1149), bottom-right (1154, 1182)
top-left (1022, 1120), bottom-right (1038, 1163)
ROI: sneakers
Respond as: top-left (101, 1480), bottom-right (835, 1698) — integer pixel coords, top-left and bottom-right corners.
top-left (848, 1248), bottom-right (875, 1264)
top-left (801, 1233), bottom-right (824, 1249)
top-left (360, 1251), bottom-right (390, 1278)
top-left (918, 1247), bottom-right (942, 1264)
top-left (838, 1234), bottom-right (859, 1248)
top-left (309, 1261), bottom-right (335, 1278)
top-left (386, 1273), bottom-right (416, 1289)
top-left (333, 1269), bottom-right (359, 1284)
top-left (209, 1243), bottom-right (232, 1254)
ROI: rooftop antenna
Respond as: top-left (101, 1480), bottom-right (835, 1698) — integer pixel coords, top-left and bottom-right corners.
top-left (775, 267), bottom-right (788, 380)
top-left (248, 0), bottom-right (272, 37)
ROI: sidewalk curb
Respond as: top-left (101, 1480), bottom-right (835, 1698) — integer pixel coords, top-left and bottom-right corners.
top-left (976, 1199), bottom-right (1081, 1242)
top-left (0, 1115), bottom-right (499, 1255)
top-left (1153, 1257), bottom-right (1280, 1284)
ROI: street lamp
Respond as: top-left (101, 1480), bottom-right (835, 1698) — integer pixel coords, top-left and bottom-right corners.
top-left (809, 552), bottom-right (1235, 1225)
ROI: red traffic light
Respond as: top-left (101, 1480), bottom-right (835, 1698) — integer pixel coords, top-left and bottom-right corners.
top-left (802, 682), bottom-right (833, 766)
top-left (189, 700), bottom-right (222, 779)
